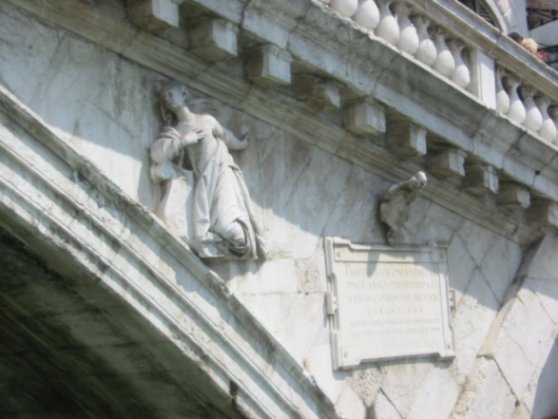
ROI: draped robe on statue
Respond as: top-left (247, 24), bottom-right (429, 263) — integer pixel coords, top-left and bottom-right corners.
top-left (150, 117), bottom-right (266, 260)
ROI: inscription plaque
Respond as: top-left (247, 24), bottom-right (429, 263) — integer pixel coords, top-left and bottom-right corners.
top-left (325, 237), bottom-right (454, 369)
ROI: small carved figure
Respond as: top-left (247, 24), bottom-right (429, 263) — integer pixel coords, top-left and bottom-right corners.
top-left (380, 171), bottom-right (427, 244)
top-left (150, 83), bottom-right (266, 260)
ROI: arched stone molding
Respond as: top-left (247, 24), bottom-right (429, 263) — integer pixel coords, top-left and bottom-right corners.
top-left (0, 84), bottom-right (337, 419)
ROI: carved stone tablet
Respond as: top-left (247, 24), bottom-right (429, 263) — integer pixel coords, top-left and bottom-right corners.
top-left (325, 238), bottom-right (454, 369)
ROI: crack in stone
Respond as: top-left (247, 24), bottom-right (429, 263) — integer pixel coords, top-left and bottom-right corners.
top-left (517, 290), bottom-right (556, 332)
top-left (451, 356), bottom-right (514, 418)
top-left (239, 0), bottom-right (253, 29)
top-left (490, 355), bottom-right (525, 403)
top-left (318, 163), bottom-right (357, 240)
top-left (29, 31), bottom-right (67, 109)
top-left (285, 2), bottom-right (312, 52)
top-left (374, 388), bottom-right (403, 419)
top-left (529, 292), bottom-right (558, 328)
top-left (236, 83), bottom-right (256, 110)
top-left (535, 152), bottom-right (558, 180)
top-left (478, 267), bottom-right (504, 310)
top-left (446, 213), bottom-right (466, 245)
top-left (348, 366), bottom-right (385, 411)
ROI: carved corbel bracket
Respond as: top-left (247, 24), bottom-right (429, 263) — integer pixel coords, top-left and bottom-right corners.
top-left (245, 44), bottom-right (293, 86)
top-left (464, 161), bottom-right (499, 196)
top-left (344, 99), bottom-right (386, 136)
top-left (189, 18), bottom-right (239, 62)
top-left (498, 183), bottom-right (531, 209)
top-left (530, 200), bottom-right (558, 228)
top-left (128, 0), bottom-right (180, 32)
top-left (292, 74), bottom-right (342, 110)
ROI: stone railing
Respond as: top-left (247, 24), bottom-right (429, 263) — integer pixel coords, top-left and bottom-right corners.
top-left (321, 0), bottom-right (558, 146)
top-left (323, 0), bottom-right (472, 89)
top-left (496, 68), bottom-right (558, 144)
top-left (125, 0), bottom-right (558, 147)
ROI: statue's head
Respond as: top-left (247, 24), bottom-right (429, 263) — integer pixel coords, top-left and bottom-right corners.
top-left (159, 82), bottom-right (190, 125)
top-left (160, 82), bottom-right (189, 113)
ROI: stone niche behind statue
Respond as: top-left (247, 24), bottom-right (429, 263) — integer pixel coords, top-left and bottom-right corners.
top-left (149, 82), bottom-right (266, 260)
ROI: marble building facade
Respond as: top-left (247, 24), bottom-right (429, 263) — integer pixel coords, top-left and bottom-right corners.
top-left (1, 0), bottom-right (558, 418)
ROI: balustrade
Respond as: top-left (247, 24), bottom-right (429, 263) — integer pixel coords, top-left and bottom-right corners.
top-left (496, 68), bottom-right (558, 145)
top-left (376, 0), bottom-right (399, 46)
top-left (321, 0), bottom-right (557, 147)
top-left (323, 0), bottom-right (472, 91)
top-left (395, 2), bottom-right (418, 55)
top-left (353, 0), bottom-right (379, 30)
top-left (413, 16), bottom-right (437, 66)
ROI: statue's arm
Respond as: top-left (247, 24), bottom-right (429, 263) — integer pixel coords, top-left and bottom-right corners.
top-left (210, 116), bottom-right (249, 151)
top-left (151, 127), bottom-right (181, 164)
top-left (150, 126), bottom-right (202, 163)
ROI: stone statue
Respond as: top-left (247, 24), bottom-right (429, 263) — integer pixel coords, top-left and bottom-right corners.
top-left (380, 171), bottom-right (427, 245)
top-left (150, 83), bottom-right (266, 260)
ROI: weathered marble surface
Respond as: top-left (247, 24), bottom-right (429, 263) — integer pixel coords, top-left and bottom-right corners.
top-left (0, 57), bottom-right (337, 419)
top-left (0, 2), bottom-right (159, 208)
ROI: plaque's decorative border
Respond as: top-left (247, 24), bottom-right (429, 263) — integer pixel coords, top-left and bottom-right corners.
top-left (325, 237), bottom-right (454, 369)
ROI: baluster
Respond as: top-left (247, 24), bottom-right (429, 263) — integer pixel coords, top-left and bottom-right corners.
top-left (433, 30), bottom-right (455, 78)
top-left (495, 69), bottom-right (510, 114)
top-left (448, 40), bottom-right (471, 88)
top-left (413, 16), bottom-right (437, 66)
top-left (394, 2), bottom-right (418, 54)
top-left (537, 97), bottom-right (557, 143)
top-left (376, 0), bottom-right (400, 45)
top-left (353, 0), bottom-right (380, 31)
top-left (548, 107), bottom-right (558, 146)
top-left (522, 86), bottom-right (543, 132)
top-left (330, 0), bottom-right (358, 17)
top-left (506, 78), bottom-right (526, 125)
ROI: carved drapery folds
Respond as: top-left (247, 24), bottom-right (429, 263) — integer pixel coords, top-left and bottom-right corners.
top-left (150, 83), bottom-right (266, 260)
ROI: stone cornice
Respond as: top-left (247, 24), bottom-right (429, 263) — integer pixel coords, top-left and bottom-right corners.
top-left (0, 83), bottom-right (338, 418)
top-left (7, 0), bottom-right (553, 245)
top-left (186, 0), bottom-right (558, 99)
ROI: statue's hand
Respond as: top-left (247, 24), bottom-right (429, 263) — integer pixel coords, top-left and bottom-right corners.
top-left (182, 129), bottom-right (205, 146)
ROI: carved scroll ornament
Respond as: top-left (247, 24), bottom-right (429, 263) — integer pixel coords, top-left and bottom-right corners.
top-left (380, 171), bottom-right (427, 245)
